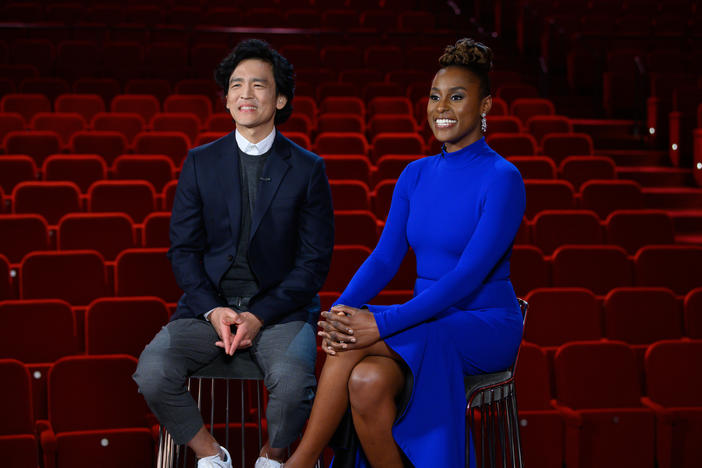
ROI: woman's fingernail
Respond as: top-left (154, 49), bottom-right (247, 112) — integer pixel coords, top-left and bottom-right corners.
top-left (350, 338), bottom-right (356, 343)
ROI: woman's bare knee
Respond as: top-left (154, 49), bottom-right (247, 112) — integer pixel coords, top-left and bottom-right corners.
top-left (348, 357), bottom-right (404, 415)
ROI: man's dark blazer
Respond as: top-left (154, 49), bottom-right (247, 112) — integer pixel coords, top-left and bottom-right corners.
top-left (167, 130), bottom-right (334, 325)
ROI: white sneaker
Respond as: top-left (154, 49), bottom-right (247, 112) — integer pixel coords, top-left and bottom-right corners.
top-left (254, 456), bottom-right (283, 468)
top-left (197, 446), bottom-right (232, 468)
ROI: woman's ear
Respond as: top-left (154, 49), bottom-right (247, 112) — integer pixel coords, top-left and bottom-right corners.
top-left (481, 95), bottom-right (493, 116)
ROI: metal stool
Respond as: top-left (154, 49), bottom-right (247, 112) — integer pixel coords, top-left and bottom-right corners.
top-left (464, 298), bottom-right (528, 468)
top-left (157, 351), bottom-right (265, 468)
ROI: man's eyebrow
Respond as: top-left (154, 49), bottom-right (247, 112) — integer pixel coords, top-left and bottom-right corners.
top-left (229, 77), bottom-right (269, 84)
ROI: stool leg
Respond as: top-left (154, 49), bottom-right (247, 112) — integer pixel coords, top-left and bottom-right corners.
top-left (256, 381), bottom-right (263, 451)
top-left (225, 380), bottom-right (230, 453)
top-left (504, 391), bottom-right (516, 467)
top-left (508, 391), bottom-right (523, 468)
top-left (487, 393), bottom-right (496, 468)
top-left (497, 398), bottom-right (507, 468)
top-left (210, 378), bottom-right (216, 435)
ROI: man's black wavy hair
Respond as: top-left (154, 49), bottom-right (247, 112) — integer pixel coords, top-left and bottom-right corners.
top-left (214, 39), bottom-right (295, 125)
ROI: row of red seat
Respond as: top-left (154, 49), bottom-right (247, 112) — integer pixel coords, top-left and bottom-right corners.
top-left (0, 207), bottom-right (685, 268)
top-left (2, 243), bottom-right (700, 310)
top-left (4, 338), bottom-right (701, 468)
top-left (2, 177), bottom-right (699, 229)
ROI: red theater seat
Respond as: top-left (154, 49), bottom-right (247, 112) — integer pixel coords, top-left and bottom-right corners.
top-left (85, 297), bottom-right (169, 357)
top-left (374, 155), bottom-right (420, 186)
top-left (685, 288), bottom-right (702, 338)
top-left (523, 180), bottom-right (575, 218)
top-left (58, 213), bottom-right (136, 262)
top-left (322, 155), bottom-right (371, 185)
top-left (510, 98), bottom-right (555, 126)
top-left (554, 341), bottom-right (655, 468)
top-left (367, 115), bottom-right (416, 140)
top-left (334, 210), bottom-right (378, 250)
top-left (552, 245), bottom-right (633, 295)
top-left (507, 156), bottom-right (557, 179)
top-left (531, 210), bottom-right (603, 254)
top-left (317, 114), bottom-right (365, 134)
top-left (91, 112), bottom-right (146, 145)
top-left (370, 133), bottom-right (424, 163)
top-left (579, 180), bottom-right (644, 219)
top-left (0, 214), bottom-right (50, 264)
top-left (0, 359), bottom-right (39, 468)
top-left (30, 112), bottom-right (86, 147)
top-left (73, 79), bottom-right (121, 105)
top-left (88, 180), bottom-right (156, 224)
top-left (526, 115), bottom-right (572, 144)
top-left (0, 254), bottom-right (13, 300)
top-left (4, 130), bottom-right (62, 166)
top-left (40, 355), bottom-right (153, 468)
top-left (112, 155), bottom-right (176, 192)
top-left (320, 97), bottom-right (365, 117)
top-left (42, 154), bottom-right (107, 193)
top-left (329, 180), bottom-right (371, 211)
top-left (12, 181), bottom-right (81, 225)
top-left (0, 93), bottom-right (51, 123)
top-left (558, 155), bottom-right (616, 191)
top-left (133, 131), bottom-right (190, 166)
top-left (604, 287), bottom-right (682, 353)
top-left (111, 94), bottom-right (161, 123)
top-left (634, 245), bottom-right (702, 295)
top-left (605, 210), bottom-right (674, 254)
top-left (162, 180), bottom-right (178, 212)
top-left (124, 78), bottom-right (171, 102)
top-left (54, 94), bottom-right (105, 123)
top-left (151, 113), bottom-right (200, 145)
top-left (0, 112), bottom-right (25, 143)
top-left (485, 115), bottom-right (522, 133)
top-left (115, 248), bottom-right (182, 303)
top-left (368, 97), bottom-right (412, 118)
top-left (486, 133), bottom-right (538, 156)
top-left (514, 343), bottom-right (564, 468)
top-left (0, 155), bottom-right (37, 194)
top-left (510, 245), bottom-right (549, 297)
top-left (523, 288), bottom-right (602, 350)
top-left (69, 131), bottom-right (128, 165)
top-left (142, 212), bottom-right (171, 248)
top-left (541, 133), bottom-right (594, 165)
top-left (315, 132), bottom-right (369, 157)
top-left (643, 340), bottom-right (702, 468)
top-left (20, 251), bottom-right (109, 305)
top-left (163, 94), bottom-right (212, 127)
top-left (278, 113), bottom-right (313, 135)
top-left (323, 245), bottom-right (371, 292)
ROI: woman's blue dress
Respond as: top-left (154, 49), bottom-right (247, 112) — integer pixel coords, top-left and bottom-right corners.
top-left (331, 137), bottom-right (526, 467)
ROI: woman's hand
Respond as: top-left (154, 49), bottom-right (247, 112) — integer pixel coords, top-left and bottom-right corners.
top-left (317, 305), bottom-right (380, 355)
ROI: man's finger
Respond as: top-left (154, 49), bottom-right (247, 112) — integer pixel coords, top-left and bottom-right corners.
top-left (229, 326), bottom-right (245, 355)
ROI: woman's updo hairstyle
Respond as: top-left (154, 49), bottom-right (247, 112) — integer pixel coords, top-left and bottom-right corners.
top-left (438, 38), bottom-right (493, 98)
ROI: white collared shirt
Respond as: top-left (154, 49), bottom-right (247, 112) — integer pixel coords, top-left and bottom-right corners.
top-left (235, 127), bottom-right (276, 155)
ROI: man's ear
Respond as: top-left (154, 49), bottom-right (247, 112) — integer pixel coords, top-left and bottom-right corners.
top-left (276, 94), bottom-right (288, 110)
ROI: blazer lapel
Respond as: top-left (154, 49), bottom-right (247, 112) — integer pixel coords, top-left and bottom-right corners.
top-left (216, 132), bottom-right (242, 242)
top-left (249, 133), bottom-right (291, 241)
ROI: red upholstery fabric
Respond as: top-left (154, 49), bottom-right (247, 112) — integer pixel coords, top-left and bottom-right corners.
top-left (510, 245), bottom-right (550, 297)
top-left (42, 154), bottom-right (107, 192)
top-left (685, 288), bottom-right (702, 338)
top-left (322, 155), bottom-right (372, 186)
top-left (552, 245), bottom-right (632, 295)
top-left (580, 180), bottom-right (644, 219)
top-left (524, 287), bottom-right (602, 348)
top-left (323, 245), bottom-right (371, 292)
top-left (142, 212), bottom-right (171, 248)
top-left (57, 213), bottom-right (136, 261)
top-left (90, 112), bottom-right (146, 144)
top-left (523, 180), bottom-right (576, 218)
top-left (87, 180), bottom-right (157, 223)
top-left (69, 130), bottom-right (128, 165)
top-left (531, 210), bottom-right (603, 254)
top-left (507, 156), bottom-right (557, 179)
top-left (30, 112), bottom-right (86, 147)
top-left (54, 94), bottom-right (105, 123)
top-left (112, 155), bottom-right (175, 192)
top-left (558, 155), bottom-right (616, 191)
top-left (12, 181), bottom-right (81, 225)
top-left (20, 250), bottom-right (109, 305)
top-left (85, 297), bottom-right (169, 357)
top-left (4, 130), bottom-right (62, 166)
top-left (114, 248), bottom-right (182, 302)
top-left (0, 155), bottom-right (37, 195)
top-left (605, 209), bottom-right (675, 254)
top-left (0, 214), bottom-right (50, 263)
top-left (634, 245), bottom-right (702, 295)
top-left (329, 180), bottom-right (371, 211)
top-left (334, 210), bottom-right (378, 249)
top-left (133, 131), bottom-right (190, 166)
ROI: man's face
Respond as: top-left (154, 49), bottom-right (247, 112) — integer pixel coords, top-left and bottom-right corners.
top-left (225, 58), bottom-right (287, 133)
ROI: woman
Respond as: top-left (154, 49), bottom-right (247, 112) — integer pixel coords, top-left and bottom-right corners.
top-left (284, 38), bottom-right (525, 468)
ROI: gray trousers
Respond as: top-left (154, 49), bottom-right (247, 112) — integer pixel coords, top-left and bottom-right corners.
top-left (133, 317), bottom-right (317, 447)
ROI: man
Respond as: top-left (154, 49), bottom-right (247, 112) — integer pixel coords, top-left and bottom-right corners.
top-left (133, 39), bottom-right (334, 468)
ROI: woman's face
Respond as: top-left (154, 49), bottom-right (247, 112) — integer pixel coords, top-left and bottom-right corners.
top-left (427, 66), bottom-right (492, 152)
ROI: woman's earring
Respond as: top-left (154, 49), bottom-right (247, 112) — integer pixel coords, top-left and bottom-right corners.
top-left (481, 113), bottom-right (487, 133)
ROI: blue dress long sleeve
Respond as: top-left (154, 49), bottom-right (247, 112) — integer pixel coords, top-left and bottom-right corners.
top-left (332, 137), bottom-right (525, 468)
